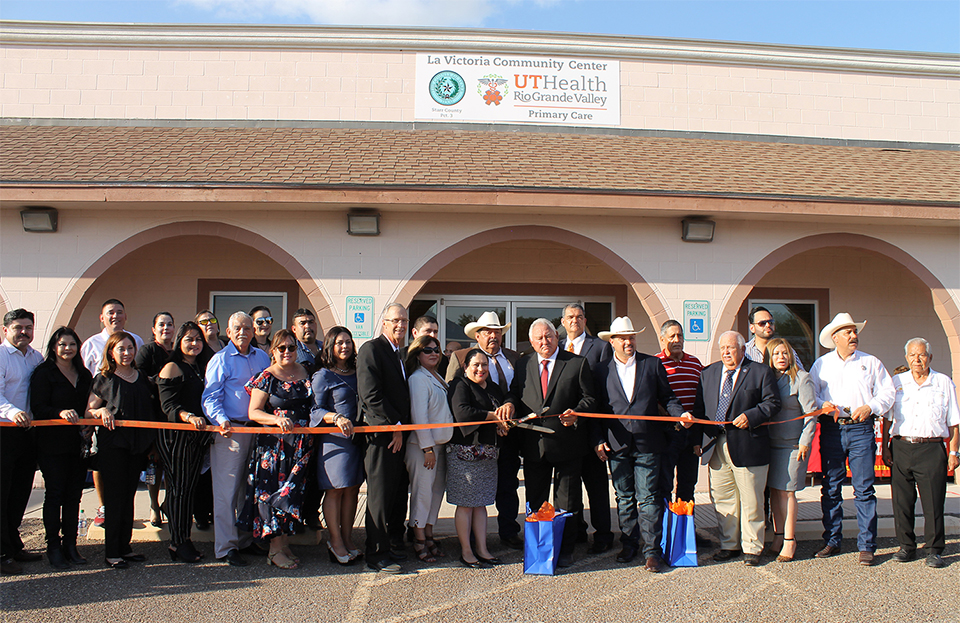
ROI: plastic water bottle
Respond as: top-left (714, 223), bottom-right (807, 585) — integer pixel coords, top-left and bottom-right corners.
top-left (78, 510), bottom-right (88, 538)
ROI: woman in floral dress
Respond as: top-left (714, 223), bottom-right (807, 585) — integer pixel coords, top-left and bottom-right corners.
top-left (240, 329), bottom-right (314, 569)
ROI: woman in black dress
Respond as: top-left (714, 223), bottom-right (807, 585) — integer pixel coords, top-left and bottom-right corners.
top-left (85, 331), bottom-right (158, 569)
top-left (241, 329), bottom-right (314, 569)
top-left (30, 327), bottom-right (93, 569)
top-left (134, 311), bottom-right (175, 527)
top-left (156, 321), bottom-right (210, 563)
top-left (447, 349), bottom-right (505, 568)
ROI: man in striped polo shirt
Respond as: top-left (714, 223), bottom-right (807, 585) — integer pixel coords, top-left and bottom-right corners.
top-left (656, 320), bottom-right (706, 531)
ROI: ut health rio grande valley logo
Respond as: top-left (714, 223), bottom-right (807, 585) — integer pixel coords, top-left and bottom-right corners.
top-left (477, 74), bottom-right (508, 106)
top-left (429, 71), bottom-right (466, 106)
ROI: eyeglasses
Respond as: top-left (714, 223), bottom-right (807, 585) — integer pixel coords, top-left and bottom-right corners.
top-left (255, 317), bottom-right (273, 326)
top-left (274, 344), bottom-right (297, 353)
top-left (385, 318), bottom-right (408, 325)
top-left (421, 347), bottom-right (441, 354)
top-left (197, 318), bottom-right (218, 326)
top-left (755, 320), bottom-right (774, 327)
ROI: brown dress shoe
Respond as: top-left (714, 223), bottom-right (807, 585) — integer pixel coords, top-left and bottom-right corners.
top-left (644, 556), bottom-right (664, 573)
top-left (814, 544), bottom-right (840, 558)
top-left (858, 551), bottom-right (875, 566)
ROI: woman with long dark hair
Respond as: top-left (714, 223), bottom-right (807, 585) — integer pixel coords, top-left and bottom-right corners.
top-left (156, 321), bottom-right (211, 563)
top-left (30, 327), bottom-right (93, 569)
top-left (310, 326), bottom-right (364, 564)
top-left (134, 311), bottom-right (176, 527)
top-left (85, 331), bottom-right (158, 569)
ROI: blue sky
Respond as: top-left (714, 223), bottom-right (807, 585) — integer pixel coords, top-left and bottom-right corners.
top-left (1, 1), bottom-right (957, 53)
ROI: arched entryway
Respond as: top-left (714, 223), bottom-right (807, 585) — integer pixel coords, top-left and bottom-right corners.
top-left (713, 233), bottom-right (959, 378)
top-left (396, 225), bottom-right (667, 353)
top-left (53, 221), bottom-right (335, 339)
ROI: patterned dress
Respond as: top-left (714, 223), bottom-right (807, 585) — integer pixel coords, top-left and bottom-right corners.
top-left (238, 371), bottom-right (314, 540)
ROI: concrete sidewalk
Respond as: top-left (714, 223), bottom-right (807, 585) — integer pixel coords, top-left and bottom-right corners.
top-left (24, 464), bottom-right (959, 546)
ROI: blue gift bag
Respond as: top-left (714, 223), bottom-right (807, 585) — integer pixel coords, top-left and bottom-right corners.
top-left (523, 503), bottom-right (572, 575)
top-left (660, 499), bottom-right (698, 567)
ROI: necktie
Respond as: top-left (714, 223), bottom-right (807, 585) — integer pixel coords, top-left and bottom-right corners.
top-left (716, 369), bottom-right (734, 423)
top-left (493, 354), bottom-right (508, 394)
top-left (540, 360), bottom-right (550, 399)
top-left (566, 341), bottom-right (575, 353)
top-left (397, 348), bottom-right (406, 380)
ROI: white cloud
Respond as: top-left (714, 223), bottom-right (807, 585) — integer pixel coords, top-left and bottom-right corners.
top-left (177, 0), bottom-right (512, 27)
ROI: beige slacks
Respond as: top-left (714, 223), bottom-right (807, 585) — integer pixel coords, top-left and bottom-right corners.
top-left (708, 435), bottom-right (768, 555)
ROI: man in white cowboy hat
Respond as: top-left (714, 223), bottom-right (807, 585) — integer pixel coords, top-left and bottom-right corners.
top-left (559, 303), bottom-right (614, 554)
top-left (809, 312), bottom-right (894, 566)
top-left (446, 311), bottom-right (524, 549)
top-left (592, 317), bottom-right (688, 572)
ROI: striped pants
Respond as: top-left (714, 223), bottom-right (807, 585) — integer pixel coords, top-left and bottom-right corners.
top-left (155, 429), bottom-right (209, 546)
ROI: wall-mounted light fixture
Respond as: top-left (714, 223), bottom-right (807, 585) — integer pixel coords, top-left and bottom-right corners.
top-left (347, 210), bottom-right (381, 236)
top-left (681, 218), bottom-right (715, 243)
top-left (20, 207), bottom-right (59, 232)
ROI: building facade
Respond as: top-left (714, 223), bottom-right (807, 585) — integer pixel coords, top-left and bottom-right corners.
top-left (1, 22), bottom-right (958, 379)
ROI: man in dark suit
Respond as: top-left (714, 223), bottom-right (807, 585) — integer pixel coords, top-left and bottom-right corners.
top-left (559, 303), bottom-right (614, 554)
top-left (684, 330), bottom-right (780, 566)
top-left (593, 317), bottom-right (688, 572)
top-left (446, 311), bottom-right (524, 548)
top-left (357, 303), bottom-right (411, 573)
top-left (502, 318), bottom-right (597, 567)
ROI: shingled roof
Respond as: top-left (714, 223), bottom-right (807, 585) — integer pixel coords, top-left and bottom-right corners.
top-left (1, 125), bottom-right (957, 205)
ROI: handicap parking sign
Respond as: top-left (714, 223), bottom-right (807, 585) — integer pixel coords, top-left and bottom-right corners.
top-left (354, 312), bottom-right (365, 323)
top-left (682, 301), bottom-right (710, 342)
top-left (346, 296), bottom-right (375, 339)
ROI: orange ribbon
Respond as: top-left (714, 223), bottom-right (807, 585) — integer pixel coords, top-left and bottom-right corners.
top-left (1, 408), bottom-right (834, 434)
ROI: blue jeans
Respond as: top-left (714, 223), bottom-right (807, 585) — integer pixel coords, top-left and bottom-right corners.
top-left (608, 448), bottom-right (662, 558)
top-left (819, 420), bottom-right (877, 552)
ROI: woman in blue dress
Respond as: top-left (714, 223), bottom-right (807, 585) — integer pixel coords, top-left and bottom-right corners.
top-left (241, 329), bottom-right (314, 570)
top-left (311, 326), bottom-right (364, 565)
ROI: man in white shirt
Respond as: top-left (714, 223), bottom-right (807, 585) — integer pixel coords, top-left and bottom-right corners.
top-left (881, 337), bottom-right (959, 569)
top-left (809, 312), bottom-right (895, 566)
top-left (80, 299), bottom-right (144, 375)
top-left (0, 309), bottom-right (44, 574)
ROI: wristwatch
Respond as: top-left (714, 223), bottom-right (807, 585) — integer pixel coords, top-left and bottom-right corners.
top-left (949, 450), bottom-right (960, 458)
top-left (423, 447), bottom-right (435, 454)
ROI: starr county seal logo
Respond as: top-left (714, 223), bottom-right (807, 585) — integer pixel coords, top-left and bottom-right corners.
top-left (429, 70), bottom-right (466, 106)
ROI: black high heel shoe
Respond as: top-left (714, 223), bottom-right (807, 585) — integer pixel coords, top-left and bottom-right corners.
top-left (169, 541), bottom-right (203, 563)
top-left (62, 543), bottom-right (87, 565)
top-left (459, 556), bottom-right (491, 569)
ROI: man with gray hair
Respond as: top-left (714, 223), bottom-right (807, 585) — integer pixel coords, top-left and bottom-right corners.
top-left (357, 303), bottom-right (411, 573)
top-left (685, 330), bottom-right (780, 566)
top-left (881, 337), bottom-right (959, 568)
top-left (502, 318), bottom-right (597, 567)
top-left (202, 311), bottom-right (270, 567)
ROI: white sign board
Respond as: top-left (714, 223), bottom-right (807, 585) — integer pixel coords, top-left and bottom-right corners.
top-left (346, 296), bottom-right (375, 340)
top-left (415, 53), bottom-right (620, 126)
top-left (683, 300), bottom-right (710, 342)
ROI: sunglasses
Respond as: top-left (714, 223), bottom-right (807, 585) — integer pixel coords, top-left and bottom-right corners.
top-left (421, 347), bottom-right (441, 354)
top-left (197, 318), bottom-right (218, 326)
top-left (255, 317), bottom-right (273, 326)
top-left (755, 320), bottom-right (774, 327)
top-left (274, 344), bottom-right (297, 353)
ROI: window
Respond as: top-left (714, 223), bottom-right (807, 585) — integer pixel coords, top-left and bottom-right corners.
top-left (211, 292), bottom-right (287, 329)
